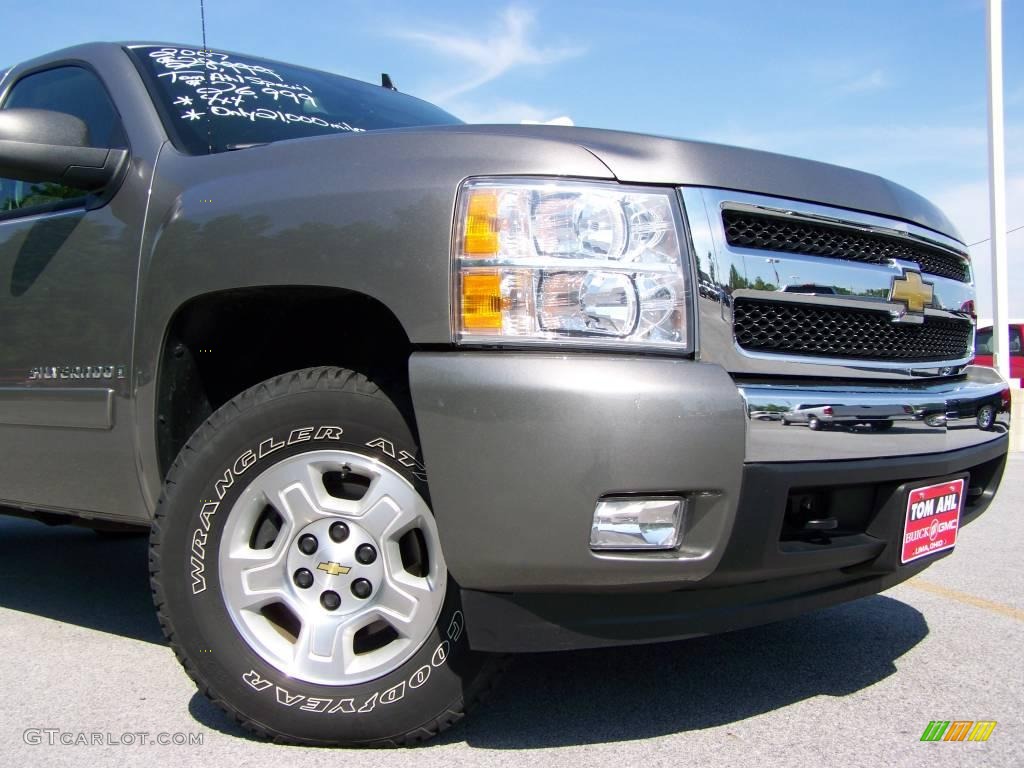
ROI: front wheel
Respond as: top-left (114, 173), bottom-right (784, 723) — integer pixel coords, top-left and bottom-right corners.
top-left (150, 367), bottom-right (505, 746)
top-left (977, 404), bottom-right (996, 430)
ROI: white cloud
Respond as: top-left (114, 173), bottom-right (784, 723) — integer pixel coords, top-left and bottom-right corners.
top-left (839, 68), bottom-right (888, 93)
top-left (393, 5), bottom-right (584, 103)
top-left (523, 116), bottom-right (574, 126)
top-left (448, 99), bottom-right (572, 125)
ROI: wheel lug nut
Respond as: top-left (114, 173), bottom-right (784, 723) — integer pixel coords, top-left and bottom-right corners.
top-left (329, 521), bottom-right (350, 543)
top-left (297, 534), bottom-right (318, 555)
top-left (355, 544), bottom-right (377, 564)
top-left (293, 568), bottom-right (314, 589)
top-left (351, 578), bottom-right (372, 599)
top-left (320, 590), bottom-right (341, 611)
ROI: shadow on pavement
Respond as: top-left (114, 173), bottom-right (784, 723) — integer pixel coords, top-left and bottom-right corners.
top-left (451, 594), bottom-right (928, 748)
top-left (188, 590), bottom-right (928, 748)
top-left (0, 515), bottom-right (929, 748)
top-left (0, 515), bottom-right (163, 644)
top-left (188, 694), bottom-right (255, 741)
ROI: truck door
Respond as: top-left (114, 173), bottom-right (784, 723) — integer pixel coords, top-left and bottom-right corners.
top-left (0, 64), bottom-right (147, 520)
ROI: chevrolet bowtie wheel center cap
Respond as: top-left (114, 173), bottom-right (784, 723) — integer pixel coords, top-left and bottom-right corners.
top-left (284, 518), bottom-right (385, 616)
top-left (217, 449), bottom-right (447, 686)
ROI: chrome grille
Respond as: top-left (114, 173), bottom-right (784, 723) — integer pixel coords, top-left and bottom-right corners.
top-left (683, 187), bottom-right (976, 378)
top-left (732, 299), bottom-right (973, 362)
top-left (722, 209), bottom-right (970, 283)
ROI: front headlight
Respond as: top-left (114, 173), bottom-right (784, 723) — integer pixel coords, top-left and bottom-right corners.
top-left (453, 178), bottom-right (692, 350)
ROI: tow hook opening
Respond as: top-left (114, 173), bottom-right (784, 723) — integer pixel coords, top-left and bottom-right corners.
top-left (780, 485), bottom-right (877, 545)
top-left (783, 492), bottom-right (840, 543)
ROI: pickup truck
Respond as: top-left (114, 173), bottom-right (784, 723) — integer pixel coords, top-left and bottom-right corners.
top-left (0, 42), bottom-right (1011, 747)
top-left (780, 403), bottom-right (915, 431)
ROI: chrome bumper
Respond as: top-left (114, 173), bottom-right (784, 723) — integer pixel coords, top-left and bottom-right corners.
top-left (738, 366), bottom-right (1011, 461)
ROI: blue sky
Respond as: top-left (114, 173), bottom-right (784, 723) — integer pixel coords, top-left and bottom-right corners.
top-left (5, 0), bottom-right (1022, 316)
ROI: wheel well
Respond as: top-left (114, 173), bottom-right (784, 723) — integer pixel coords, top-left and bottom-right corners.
top-left (156, 286), bottom-right (415, 478)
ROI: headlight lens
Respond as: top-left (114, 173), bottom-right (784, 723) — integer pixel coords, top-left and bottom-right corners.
top-left (453, 178), bottom-right (691, 350)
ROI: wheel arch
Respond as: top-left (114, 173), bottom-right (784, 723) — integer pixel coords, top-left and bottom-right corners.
top-left (154, 285), bottom-right (417, 481)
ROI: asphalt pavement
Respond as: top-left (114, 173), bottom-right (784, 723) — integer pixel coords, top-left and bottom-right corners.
top-left (1, 455), bottom-right (1021, 768)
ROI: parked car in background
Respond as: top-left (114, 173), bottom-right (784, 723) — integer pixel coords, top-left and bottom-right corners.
top-left (973, 324), bottom-right (1024, 380)
top-left (781, 403), bottom-right (915, 431)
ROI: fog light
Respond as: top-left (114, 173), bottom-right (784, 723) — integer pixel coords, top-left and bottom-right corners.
top-left (590, 497), bottom-right (684, 550)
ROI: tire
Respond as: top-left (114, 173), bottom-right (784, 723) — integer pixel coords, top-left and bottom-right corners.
top-left (870, 420), bottom-right (894, 432)
top-left (808, 416), bottom-right (821, 431)
top-left (150, 367), bottom-right (506, 746)
top-left (977, 404), bottom-right (996, 430)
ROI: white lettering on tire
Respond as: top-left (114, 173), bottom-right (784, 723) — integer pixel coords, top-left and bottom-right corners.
top-left (242, 670), bottom-right (273, 691)
top-left (366, 437), bottom-right (427, 482)
top-left (190, 502), bottom-right (220, 594)
top-left (409, 665), bottom-right (431, 689)
top-left (300, 697), bottom-right (333, 713)
top-left (358, 692), bottom-right (378, 713)
top-left (239, 611), bottom-right (465, 714)
top-left (188, 426), bottom-right (344, 595)
top-left (276, 687), bottom-right (304, 707)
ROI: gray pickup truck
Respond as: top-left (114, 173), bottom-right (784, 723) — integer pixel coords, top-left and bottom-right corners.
top-left (0, 42), bottom-right (1011, 747)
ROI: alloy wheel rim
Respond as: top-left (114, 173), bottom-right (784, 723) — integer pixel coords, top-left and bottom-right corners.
top-left (218, 450), bottom-right (446, 686)
top-left (978, 405), bottom-right (995, 429)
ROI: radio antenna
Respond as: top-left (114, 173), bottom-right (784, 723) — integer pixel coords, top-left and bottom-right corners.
top-left (200, 0), bottom-right (208, 53)
top-left (199, 0), bottom-right (212, 153)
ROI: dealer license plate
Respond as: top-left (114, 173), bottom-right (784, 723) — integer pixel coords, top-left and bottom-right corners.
top-left (901, 478), bottom-right (965, 564)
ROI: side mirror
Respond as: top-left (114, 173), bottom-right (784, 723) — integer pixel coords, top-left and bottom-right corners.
top-left (0, 108), bottom-right (127, 191)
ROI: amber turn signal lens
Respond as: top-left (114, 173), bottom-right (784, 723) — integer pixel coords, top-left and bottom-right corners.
top-left (463, 192), bottom-right (500, 255)
top-left (460, 271), bottom-right (503, 330)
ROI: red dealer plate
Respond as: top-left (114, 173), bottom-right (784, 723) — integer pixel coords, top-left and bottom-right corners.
top-left (901, 478), bottom-right (965, 564)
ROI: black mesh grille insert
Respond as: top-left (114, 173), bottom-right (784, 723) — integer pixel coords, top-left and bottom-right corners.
top-left (723, 210), bottom-right (970, 283)
top-left (733, 299), bottom-right (972, 361)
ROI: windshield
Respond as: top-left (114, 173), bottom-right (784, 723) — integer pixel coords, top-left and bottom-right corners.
top-left (127, 45), bottom-right (461, 154)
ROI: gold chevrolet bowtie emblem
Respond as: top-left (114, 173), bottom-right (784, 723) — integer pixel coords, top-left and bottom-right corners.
top-left (889, 270), bottom-right (934, 314)
top-left (316, 561), bottom-right (351, 577)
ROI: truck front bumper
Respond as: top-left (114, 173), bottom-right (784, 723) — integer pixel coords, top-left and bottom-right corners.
top-left (409, 353), bottom-right (1009, 651)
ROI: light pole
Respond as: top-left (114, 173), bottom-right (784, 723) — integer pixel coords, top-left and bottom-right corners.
top-left (987, 0), bottom-right (1011, 382)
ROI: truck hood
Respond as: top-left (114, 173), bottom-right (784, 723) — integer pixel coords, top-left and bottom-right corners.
top-left (404, 124), bottom-right (962, 242)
